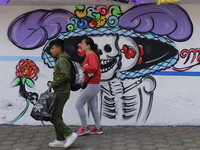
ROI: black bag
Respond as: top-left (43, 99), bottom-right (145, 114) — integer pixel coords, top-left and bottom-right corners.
top-left (82, 82), bottom-right (88, 89)
top-left (30, 89), bottom-right (57, 121)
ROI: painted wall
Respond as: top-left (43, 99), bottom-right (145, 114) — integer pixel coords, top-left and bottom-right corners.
top-left (0, 4), bottom-right (200, 126)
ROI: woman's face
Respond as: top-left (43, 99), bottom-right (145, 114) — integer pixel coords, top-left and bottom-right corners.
top-left (81, 39), bottom-right (89, 53)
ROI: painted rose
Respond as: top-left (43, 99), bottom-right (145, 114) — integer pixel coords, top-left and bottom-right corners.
top-left (15, 59), bottom-right (39, 79)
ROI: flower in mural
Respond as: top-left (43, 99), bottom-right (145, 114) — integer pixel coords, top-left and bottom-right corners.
top-left (16, 59), bottom-right (38, 79)
top-left (11, 59), bottom-right (39, 124)
top-left (14, 59), bottom-right (39, 88)
top-left (77, 43), bottom-right (85, 57)
top-left (66, 5), bottom-right (121, 31)
top-left (13, 59), bottom-right (39, 100)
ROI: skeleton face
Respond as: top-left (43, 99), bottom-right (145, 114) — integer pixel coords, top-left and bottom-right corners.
top-left (91, 35), bottom-right (140, 81)
top-left (91, 35), bottom-right (120, 80)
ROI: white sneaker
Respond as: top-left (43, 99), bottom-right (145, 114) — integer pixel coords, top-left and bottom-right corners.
top-left (64, 132), bottom-right (78, 148)
top-left (49, 139), bottom-right (65, 147)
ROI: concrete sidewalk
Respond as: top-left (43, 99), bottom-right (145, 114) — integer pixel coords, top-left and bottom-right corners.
top-left (0, 125), bottom-right (200, 150)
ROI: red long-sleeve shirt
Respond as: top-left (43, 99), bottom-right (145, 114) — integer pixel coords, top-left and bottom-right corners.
top-left (82, 52), bottom-right (101, 84)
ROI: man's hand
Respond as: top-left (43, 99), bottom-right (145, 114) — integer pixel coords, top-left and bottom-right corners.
top-left (47, 81), bottom-right (52, 89)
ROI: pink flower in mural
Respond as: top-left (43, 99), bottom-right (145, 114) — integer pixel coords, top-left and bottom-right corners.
top-left (77, 43), bottom-right (86, 57)
top-left (16, 59), bottom-right (39, 79)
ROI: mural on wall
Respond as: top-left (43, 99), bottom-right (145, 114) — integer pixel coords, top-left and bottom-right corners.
top-left (173, 48), bottom-right (200, 72)
top-left (7, 3), bottom-right (193, 124)
top-left (11, 59), bottom-right (39, 123)
top-left (109, 0), bottom-right (129, 3)
top-left (0, 0), bottom-right (10, 5)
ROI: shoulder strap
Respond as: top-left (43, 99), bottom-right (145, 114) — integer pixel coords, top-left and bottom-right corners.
top-left (56, 56), bottom-right (72, 83)
top-left (86, 61), bottom-right (100, 83)
top-left (56, 56), bottom-right (72, 67)
top-left (59, 56), bottom-right (72, 62)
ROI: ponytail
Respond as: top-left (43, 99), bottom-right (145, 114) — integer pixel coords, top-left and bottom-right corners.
top-left (84, 37), bottom-right (100, 62)
top-left (93, 43), bottom-right (100, 62)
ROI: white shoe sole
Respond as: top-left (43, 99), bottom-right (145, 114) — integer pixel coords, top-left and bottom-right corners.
top-left (49, 144), bottom-right (64, 148)
top-left (49, 141), bottom-right (65, 148)
top-left (89, 131), bottom-right (103, 135)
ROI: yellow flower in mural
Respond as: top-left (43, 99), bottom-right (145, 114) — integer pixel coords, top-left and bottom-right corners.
top-left (97, 15), bottom-right (106, 26)
top-left (74, 10), bottom-right (87, 18)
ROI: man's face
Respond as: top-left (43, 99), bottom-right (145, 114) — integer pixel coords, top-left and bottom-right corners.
top-left (50, 45), bottom-right (61, 57)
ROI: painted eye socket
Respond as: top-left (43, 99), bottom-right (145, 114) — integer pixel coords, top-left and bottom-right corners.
top-left (98, 49), bottom-right (103, 55)
top-left (104, 44), bottom-right (112, 52)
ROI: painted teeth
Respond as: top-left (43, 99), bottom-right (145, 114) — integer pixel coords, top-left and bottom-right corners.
top-left (100, 58), bottom-right (117, 73)
top-left (101, 59), bottom-right (112, 65)
top-left (101, 59), bottom-right (113, 65)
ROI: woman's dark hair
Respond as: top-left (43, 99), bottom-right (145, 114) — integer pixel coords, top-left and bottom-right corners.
top-left (83, 37), bottom-right (100, 62)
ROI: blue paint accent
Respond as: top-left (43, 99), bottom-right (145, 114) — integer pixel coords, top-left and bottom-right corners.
top-left (0, 56), bottom-right (42, 61)
top-left (153, 71), bottom-right (200, 76)
top-left (0, 56), bottom-right (199, 76)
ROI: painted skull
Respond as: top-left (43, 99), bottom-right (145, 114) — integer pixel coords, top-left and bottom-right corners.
top-left (91, 35), bottom-right (140, 81)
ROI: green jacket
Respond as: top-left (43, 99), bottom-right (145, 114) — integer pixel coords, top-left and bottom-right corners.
top-left (51, 51), bottom-right (71, 94)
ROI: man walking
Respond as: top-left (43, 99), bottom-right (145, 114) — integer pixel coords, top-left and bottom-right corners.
top-left (48, 39), bottom-right (78, 148)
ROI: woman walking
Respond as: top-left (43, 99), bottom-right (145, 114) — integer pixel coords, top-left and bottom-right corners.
top-left (76, 37), bottom-right (103, 136)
